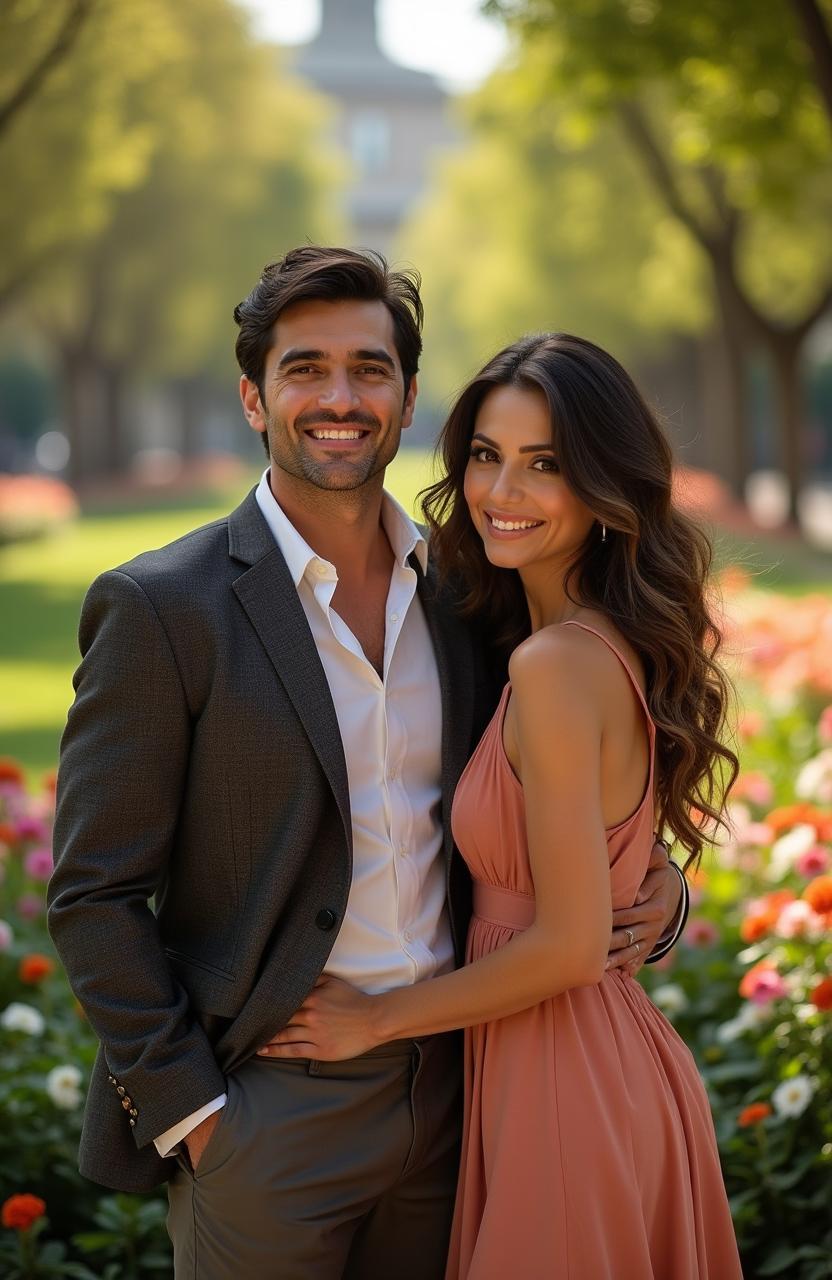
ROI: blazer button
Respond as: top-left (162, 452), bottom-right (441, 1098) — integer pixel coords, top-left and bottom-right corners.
top-left (315, 908), bottom-right (337, 931)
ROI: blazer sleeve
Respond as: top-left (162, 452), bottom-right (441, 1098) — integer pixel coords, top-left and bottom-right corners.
top-left (47, 570), bottom-right (226, 1149)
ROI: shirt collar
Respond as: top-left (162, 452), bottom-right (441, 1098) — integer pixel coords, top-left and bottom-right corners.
top-left (255, 470), bottom-right (427, 586)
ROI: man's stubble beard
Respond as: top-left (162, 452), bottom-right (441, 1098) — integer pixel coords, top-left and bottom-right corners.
top-left (265, 413), bottom-right (400, 494)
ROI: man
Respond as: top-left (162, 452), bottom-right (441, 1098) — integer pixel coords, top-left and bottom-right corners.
top-left (48, 246), bottom-right (687, 1279)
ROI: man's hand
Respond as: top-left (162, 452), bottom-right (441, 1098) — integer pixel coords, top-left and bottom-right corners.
top-left (606, 840), bottom-right (683, 976)
top-left (183, 1109), bottom-right (221, 1172)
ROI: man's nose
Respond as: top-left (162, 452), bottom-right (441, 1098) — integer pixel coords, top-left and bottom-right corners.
top-left (319, 372), bottom-right (360, 414)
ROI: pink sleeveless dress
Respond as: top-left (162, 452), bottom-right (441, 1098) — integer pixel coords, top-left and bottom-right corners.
top-left (445, 621), bottom-right (742, 1280)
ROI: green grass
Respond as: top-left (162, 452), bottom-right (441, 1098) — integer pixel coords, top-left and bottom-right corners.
top-left (0, 453), bottom-right (435, 778)
top-left (1, 449), bottom-right (829, 779)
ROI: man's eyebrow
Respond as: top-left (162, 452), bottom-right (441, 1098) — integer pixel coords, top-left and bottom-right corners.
top-left (471, 432), bottom-right (555, 454)
top-left (351, 348), bottom-right (395, 368)
top-left (276, 348), bottom-right (326, 369)
top-left (274, 347), bottom-right (396, 371)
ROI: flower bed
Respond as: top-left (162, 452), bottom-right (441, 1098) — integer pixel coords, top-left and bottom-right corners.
top-left (1, 578), bottom-right (831, 1276)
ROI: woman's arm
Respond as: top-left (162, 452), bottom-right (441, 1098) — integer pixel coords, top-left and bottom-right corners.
top-left (261, 630), bottom-right (614, 1060)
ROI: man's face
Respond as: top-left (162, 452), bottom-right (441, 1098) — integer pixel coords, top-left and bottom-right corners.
top-left (240, 298), bottom-right (416, 494)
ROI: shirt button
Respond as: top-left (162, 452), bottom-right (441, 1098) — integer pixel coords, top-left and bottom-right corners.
top-left (314, 562), bottom-right (328, 576)
top-left (390, 611), bottom-right (399, 622)
top-left (315, 908), bottom-right (337, 931)
top-left (404, 930), bottom-right (413, 942)
top-left (389, 767), bottom-right (398, 780)
top-left (399, 841), bottom-right (407, 855)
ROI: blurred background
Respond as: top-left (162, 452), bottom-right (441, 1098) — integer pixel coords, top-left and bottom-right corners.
top-left (0, 2), bottom-right (830, 1277)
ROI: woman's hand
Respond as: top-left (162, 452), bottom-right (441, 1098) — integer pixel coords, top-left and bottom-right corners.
top-left (257, 976), bottom-right (381, 1062)
top-left (606, 840), bottom-right (682, 976)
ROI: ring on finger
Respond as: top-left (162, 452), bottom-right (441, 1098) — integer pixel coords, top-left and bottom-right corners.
top-left (625, 928), bottom-right (635, 947)
top-left (634, 941), bottom-right (640, 955)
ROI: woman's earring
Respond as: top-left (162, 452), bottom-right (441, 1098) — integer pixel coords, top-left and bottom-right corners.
top-left (601, 523), bottom-right (607, 543)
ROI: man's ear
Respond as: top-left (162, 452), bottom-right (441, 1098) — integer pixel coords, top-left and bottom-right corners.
top-left (240, 375), bottom-right (267, 437)
top-left (401, 376), bottom-right (418, 431)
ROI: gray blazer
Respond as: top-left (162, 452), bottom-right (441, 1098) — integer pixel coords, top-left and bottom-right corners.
top-left (47, 490), bottom-right (499, 1193)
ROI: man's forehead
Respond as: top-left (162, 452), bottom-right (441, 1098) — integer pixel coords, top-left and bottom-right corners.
top-left (270, 298), bottom-right (397, 358)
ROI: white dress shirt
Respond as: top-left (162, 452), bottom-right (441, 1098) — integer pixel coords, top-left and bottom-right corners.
top-left (155, 473), bottom-right (452, 1155)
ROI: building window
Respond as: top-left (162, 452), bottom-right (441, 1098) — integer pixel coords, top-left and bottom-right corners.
top-left (350, 111), bottom-right (390, 174)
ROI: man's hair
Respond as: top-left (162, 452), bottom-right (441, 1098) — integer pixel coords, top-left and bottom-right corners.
top-left (233, 245), bottom-right (424, 398)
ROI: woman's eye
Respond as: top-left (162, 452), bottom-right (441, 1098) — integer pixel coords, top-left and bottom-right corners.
top-left (532, 457), bottom-right (560, 473)
top-left (469, 447), bottom-right (496, 462)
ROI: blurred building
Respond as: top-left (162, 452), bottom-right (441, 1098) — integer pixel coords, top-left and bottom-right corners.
top-left (291, 0), bottom-right (455, 256)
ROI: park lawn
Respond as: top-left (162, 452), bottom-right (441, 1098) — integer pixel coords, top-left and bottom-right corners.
top-left (1, 447), bottom-right (829, 779)
top-left (0, 451), bottom-right (437, 778)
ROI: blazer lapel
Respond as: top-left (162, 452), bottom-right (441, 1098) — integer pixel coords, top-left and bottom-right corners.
top-left (414, 555), bottom-right (474, 862)
top-left (227, 492), bottom-right (352, 854)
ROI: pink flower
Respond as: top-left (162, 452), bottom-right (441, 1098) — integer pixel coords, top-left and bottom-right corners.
top-left (15, 817), bottom-right (48, 843)
top-left (795, 845), bottom-right (830, 878)
top-left (0, 920), bottom-right (12, 952)
top-left (732, 772), bottom-right (774, 808)
top-left (684, 917), bottom-right (719, 947)
top-left (774, 899), bottom-right (824, 939)
top-left (16, 893), bottom-right (43, 920)
top-left (739, 710), bottom-right (765, 740)
top-left (739, 962), bottom-right (789, 1005)
top-left (819, 705), bottom-right (832, 745)
top-left (738, 822), bottom-right (775, 848)
top-left (23, 847), bottom-right (53, 881)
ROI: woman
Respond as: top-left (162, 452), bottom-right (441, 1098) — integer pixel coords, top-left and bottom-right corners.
top-left (261, 334), bottom-right (743, 1278)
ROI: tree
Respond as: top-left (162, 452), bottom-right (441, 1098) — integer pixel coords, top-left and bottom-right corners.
top-left (3, 0), bottom-right (341, 481)
top-left (0, 0), bottom-right (93, 136)
top-left (485, 0), bottom-right (832, 516)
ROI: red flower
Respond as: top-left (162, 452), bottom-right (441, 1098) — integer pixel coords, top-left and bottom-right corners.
top-left (810, 977), bottom-right (832, 1011)
top-left (0, 822), bottom-right (17, 846)
top-left (0, 759), bottom-right (25, 786)
top-left (1, 1194), bottom-right (46, 1231)
top-left (803, 875), bottom-right (832, 916)
top-left (18, 954), bottom-right (54, 984)
top-left (738, 1102), bottom-right (772, 1128)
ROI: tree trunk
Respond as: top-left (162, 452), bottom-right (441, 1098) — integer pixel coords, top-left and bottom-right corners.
top-left (767, 333), bottom-right (806, 524)
top-left (709, 278), bottom-right (753, 496)
top-left (60, 345), bottom-right (100, 487)
top-left (101, 361), bottom-right (129, 475)
top-left (178, 376), bottom-right (202, 459)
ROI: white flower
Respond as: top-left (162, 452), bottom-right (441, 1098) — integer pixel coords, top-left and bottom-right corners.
top-left (769, 824), bottom-right (817, 879)
top-left (46, 1064), bottom-right (83, 1110)
top-left (0, 1001), bottom-right (45, 1035)
top-left (795, 750), bottom-right (832, 804)
top-left (651, 984), bottom-right (688, 1018)
top-left (772, 1074), bottom-right (815, 1118)
top-left (715, 1000), bottom-right (770, 1043)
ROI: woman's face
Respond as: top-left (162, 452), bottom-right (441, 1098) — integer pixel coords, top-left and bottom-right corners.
top-left (463, 383), bottom-right (597, 573)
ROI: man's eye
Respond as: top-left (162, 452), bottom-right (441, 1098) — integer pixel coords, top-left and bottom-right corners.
top-left (357, 365), bottom-right (387, 376)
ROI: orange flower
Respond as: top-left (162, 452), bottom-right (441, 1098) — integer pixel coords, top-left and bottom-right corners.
top-left (803, 876), bottom-right (832, 916)
top-left (764, 804), bottom-right (832, 841)
top-left (0, 759), bottom-right (24, 785)
top-left (810, 977), bottom-right (832, 1011)
top-left (18, 954), bottom-right (54, 984)
top-left (738, 1102), bottom-right (772, 1128)
top-left (1, 1193), bottom-right (46, 1231)
top-left (41, 770), bottom-right (57, 795)
top-left (740, 890), bottom-right (795, 942)
top-left (0, 822), bottom-right (17, 845)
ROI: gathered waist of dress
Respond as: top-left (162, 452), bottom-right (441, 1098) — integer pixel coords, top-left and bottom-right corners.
top-left (472, 881), bottom-right (536, 931)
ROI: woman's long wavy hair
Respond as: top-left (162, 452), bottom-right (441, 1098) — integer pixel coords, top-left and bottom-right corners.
top-left (422, 333), bottom-right (738, 869)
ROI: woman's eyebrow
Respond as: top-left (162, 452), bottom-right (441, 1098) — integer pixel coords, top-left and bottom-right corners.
top-left (471, 432), bottom-right (554, 453)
